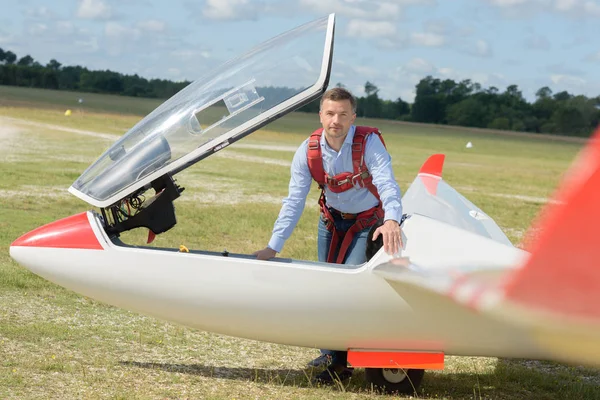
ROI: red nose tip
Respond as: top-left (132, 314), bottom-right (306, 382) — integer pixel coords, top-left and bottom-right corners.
top-left (11, 212), bottom-right (103, 250)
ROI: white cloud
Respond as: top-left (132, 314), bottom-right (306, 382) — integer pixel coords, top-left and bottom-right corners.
top-left (56, 21), bottom-right (75, 36)
top-left (403, 57), bottom-right (436, 74)
top-left (136, 20), bottom-right (167, 33)
top-left (202, 0), bottom-right (262, 20)
top-left (28, 23), bottom-right (48, 36)
top-left (104, 22), bottom-right (141, 56)
top-left (171, 50), bottom-right (196, 61)
top-left (105, 22), bottom-right (140, 40)
top-left (455, 37), bottom-right (493, 57)
top-left (74, 37), bottom-right (99, 53)
top-left (555, 0), bottom-right (578, 11)
top-left (437, 67), bottom-right (456, 77)
top-left (167, 68), bottom-right (181, 77)
top-left (331, 59), bottom-right (385, 96)
top-left (550, 74), bottom-right (586, 87)
top-left (0, 32), bottom-right (16, 46)
top-left (546, 73), bottom-right (599, 98)
top-left (473, 39), bottom-right (493, 57)
top-left (77, 0), bottom-right (113, 20)
top-left (550, 74), bottom-right (585, 85)
top-left (583, 0), bottom-right (600, 14)
top-left (410, 32), bottom-right (446, 47)
top-left (171, 49), bottom-right (212, 61)
top-left (481, 0), bottom-right (600, 17)
top-left (353, 65), bottom-right (379, 78)
top-left (298, 0), bottom-right (434, 20)
top-left (436, 68), bottom-right (509, 89)
top-left (26, 6), bottom-right (55, 19)
top-left (346, 19), bottom-right (396, 38)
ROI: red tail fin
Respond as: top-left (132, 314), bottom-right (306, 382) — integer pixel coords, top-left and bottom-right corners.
top-left (419, 154), bottom-right (445, 177)
top-left (418, 154), bottom-right (445, 195)
top-left (502, 127), bottom-right (600, 320)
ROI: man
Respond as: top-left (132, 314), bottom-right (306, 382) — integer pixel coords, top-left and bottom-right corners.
top-left (253, 87), bottom-right (403, 384)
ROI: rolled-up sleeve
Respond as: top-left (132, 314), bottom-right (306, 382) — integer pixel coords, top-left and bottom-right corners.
top-left (364, 134), bottom-right (403, 223)
top-left (268, 140), bottom-right (313, 252)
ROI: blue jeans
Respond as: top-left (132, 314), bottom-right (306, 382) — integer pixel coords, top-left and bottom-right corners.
top-left (317, 212), bottom-right (370, 366)
top-left (317, 214), bottom-right (369, 266)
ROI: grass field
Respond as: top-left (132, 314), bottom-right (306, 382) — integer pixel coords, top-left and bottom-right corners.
top-left (1, 86), bottom-right (599, 399)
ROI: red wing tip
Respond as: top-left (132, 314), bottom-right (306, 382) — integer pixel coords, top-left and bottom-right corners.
top-left (419, 154), bottom-right (446, 177)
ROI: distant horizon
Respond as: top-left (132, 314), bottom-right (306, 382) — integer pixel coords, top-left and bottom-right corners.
top-left (2, 45), bottom-right (597, 108)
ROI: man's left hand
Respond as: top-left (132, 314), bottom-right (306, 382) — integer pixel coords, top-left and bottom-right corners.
top-left (372, 219), bottom-right (403, 256)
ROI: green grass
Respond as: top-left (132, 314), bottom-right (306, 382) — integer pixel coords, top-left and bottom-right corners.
top-left (0, 87), bottom-right (598, 399)
top-left (0, 85), bottom-right (164, 116)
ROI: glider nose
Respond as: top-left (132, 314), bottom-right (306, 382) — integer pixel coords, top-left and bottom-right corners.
top-left (11, 212), bottom-right (103, 250)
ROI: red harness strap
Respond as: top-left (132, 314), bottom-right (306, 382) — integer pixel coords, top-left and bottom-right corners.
top-left (307, 126), bottom-right (386, 263)
top-left (326, 205), bottom-right (384, 263)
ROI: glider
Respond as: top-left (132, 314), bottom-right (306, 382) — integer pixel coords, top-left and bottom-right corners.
top-left (10, 14), bottom-right (600, 394)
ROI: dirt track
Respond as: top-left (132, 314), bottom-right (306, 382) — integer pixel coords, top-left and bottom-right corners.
top-left (0, 116), bottom-right (119, 142)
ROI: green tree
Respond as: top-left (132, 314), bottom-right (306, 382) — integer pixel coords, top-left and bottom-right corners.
top-left (47, 59), bottom-right (62, 71)
top-left (393, 97), bottom-right (410, 118)
top-left (552, 106), bottom-right (587, 135)
top-left (411, 76), bottom-right (445, 123)
top-left (535, 86), bottom-right (553, 99)
top-left (17, 55), bottom-right (34, 66)
top-left (553, 91), bottom-right (571, 102)
top-left (488, 117), bottom-right (511, 130)
top-left (4, 51), bottom-right (16, 64)
top-left (364, 81), bottom-right (379, 96)
top-left (446, 97), bottom-right (486, 127)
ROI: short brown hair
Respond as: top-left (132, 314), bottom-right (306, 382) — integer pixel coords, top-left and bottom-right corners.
top-left (320, 87), bottom-right (356, 113)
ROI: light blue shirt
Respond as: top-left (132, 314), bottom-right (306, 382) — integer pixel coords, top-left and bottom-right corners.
top-left (268, 125), bottom-right (403, 253)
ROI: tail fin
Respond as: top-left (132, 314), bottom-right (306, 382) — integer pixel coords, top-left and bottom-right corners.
top-left (502, 127), bottom-right (600, 321)
top-left (418, 154), bottom-right (445, 195)
top-left (419, 154), bottom-right (445, 177)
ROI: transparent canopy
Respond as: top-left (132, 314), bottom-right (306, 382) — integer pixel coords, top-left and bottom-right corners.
top-left (70, 15), bottom-right (334, 208)
top-left (402, 175), bottom-right (513, 246)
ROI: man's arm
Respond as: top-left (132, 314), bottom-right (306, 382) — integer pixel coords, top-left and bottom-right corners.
top-left (254, 140), bottom-right (313, 260)
top-left (364, 134), bottom-right (404, 255)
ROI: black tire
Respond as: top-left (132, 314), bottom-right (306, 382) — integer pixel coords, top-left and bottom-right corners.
top-left (364, 368), bottom-right (425, 395)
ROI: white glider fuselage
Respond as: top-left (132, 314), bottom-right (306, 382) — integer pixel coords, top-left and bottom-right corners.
top-left (10, 210), bottom-right (537, 360)
top-left (9, 12), bottom-right (600, 381)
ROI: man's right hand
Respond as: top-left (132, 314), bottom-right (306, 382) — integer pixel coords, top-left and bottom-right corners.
top-left (253, 247), bottom-right (277, 260)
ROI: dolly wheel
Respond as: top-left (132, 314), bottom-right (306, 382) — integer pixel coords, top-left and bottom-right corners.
top-left (364, 367), bottom-right (425, 395)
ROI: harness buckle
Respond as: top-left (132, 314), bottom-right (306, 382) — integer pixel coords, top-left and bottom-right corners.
top-left (336, 177), bottom-right (350, 186)
top-left (308, 139), bottom-right (320, 150)
top-left (351, 170), bottom-right (371, 187)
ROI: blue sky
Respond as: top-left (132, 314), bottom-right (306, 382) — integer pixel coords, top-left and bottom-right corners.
top-left (1, 0), bottom-right (599, 102)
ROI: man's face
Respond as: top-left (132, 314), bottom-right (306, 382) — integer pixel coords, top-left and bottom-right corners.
top-left (319, 99), bottom-right (356, 140)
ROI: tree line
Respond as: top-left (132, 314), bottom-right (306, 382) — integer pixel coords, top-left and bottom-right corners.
top-left (1, 47), bottom-right (599, 137)
top-left (0, 48), bottom-right (190, 99)
top-left (409, 77), bottom-right (600, 137)
top-left (300, 78), bottom-right (600, 137)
